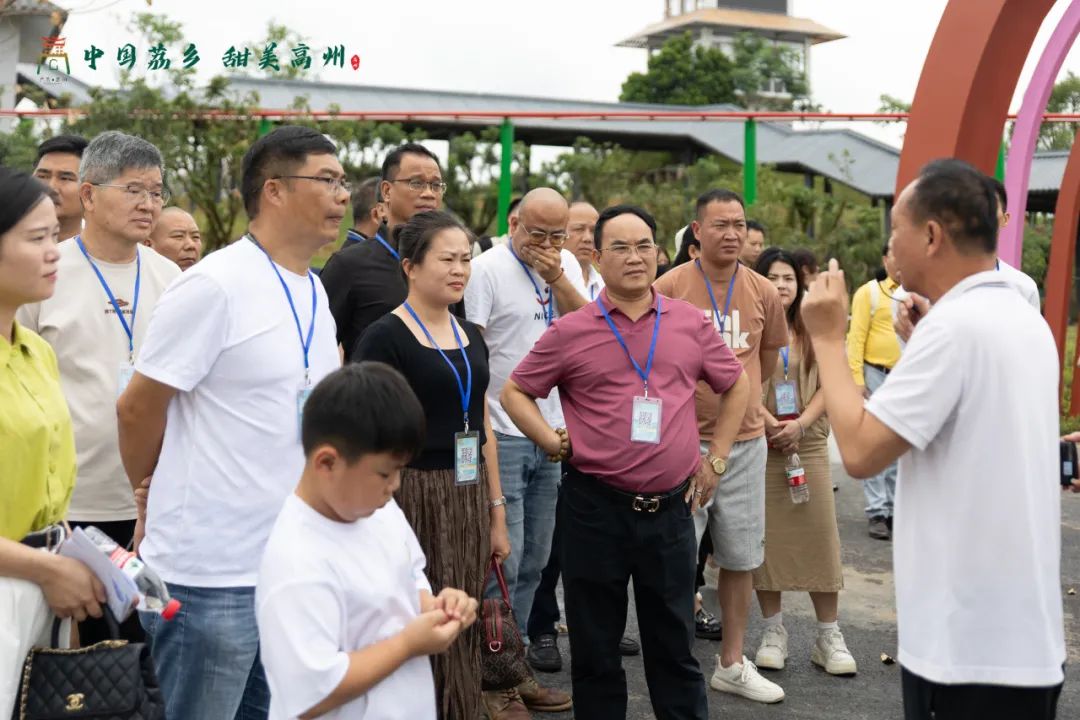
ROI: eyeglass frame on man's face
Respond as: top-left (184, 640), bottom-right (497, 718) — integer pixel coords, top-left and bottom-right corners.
top-left (599, 240), bottom-right (659, 259)
top-left (516, 222), bottom-right (569, 248)
top-left (90, 183), bottom-right (170, 205)
top-left (392, 178), bottom-right (448, 195)
top-left (270, 175), bottom-right (352, 195)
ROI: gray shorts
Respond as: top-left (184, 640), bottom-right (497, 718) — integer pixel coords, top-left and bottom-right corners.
top-left (695, 436), bottom-right (767, 572)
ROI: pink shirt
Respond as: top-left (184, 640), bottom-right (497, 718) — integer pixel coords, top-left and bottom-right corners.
top-left (511, 288), bottom-right (744, 494)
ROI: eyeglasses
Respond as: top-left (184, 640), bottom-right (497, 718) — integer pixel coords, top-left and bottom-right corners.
top-left (392, 178), bottom-right (448, 194)
top-left (601, 241), bottom-right (658, 258)
top-left (272, 175), bottom-right (352, 194)
top-left (91, 183), bottom-right (170, 205)
top-left (518, 224), bottom-right (569, 247)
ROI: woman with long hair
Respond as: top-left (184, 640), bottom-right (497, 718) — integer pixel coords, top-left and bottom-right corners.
top-left (0, 168), bottom-right (90, 718)
top-left (353, 210), bottom-right (511, 719)
top-left (750, 247), bottom-right (855, 678)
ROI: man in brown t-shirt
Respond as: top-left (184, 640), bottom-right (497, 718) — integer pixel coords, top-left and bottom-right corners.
top-left (655, 188), bottom-right (788, 704)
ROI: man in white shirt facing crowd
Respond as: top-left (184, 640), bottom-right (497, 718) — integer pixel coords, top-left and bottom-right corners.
top-left (117, 126), bottom-right (344, 720)
top-left (803, 158), bottom-right (1064, 720)
top-left (18, 131), bottom-right (181, 645)
top-left (564, 200), bottom-right (603, 300)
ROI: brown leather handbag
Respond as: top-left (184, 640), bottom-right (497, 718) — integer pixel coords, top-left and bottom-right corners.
top-left (479, 556), bottom-right (530, 690)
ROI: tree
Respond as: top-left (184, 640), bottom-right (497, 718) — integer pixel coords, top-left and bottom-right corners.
top-left (1040, 71), bottom-right (1080, 151)
top-left (620, 31), bottom-right (812, 110)
top-left (620, 33), bottom-right (736, 106)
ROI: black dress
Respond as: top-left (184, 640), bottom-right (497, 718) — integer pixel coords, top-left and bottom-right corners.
top-left (353, 312), bottom-right (491, 720)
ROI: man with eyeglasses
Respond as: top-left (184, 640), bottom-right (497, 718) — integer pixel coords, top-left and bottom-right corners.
top-left (33, 134), bottom-right (88, 241)
top-left (502, 204), bottom-right (749, 720)
top-left (16, 131), bottom-right (180, 646)
top-left (320, 142), bottom-right (448, 360)
top-left (465, 187), bottom-right (584, 718)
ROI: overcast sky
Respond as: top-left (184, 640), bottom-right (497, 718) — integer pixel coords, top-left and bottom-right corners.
top-left (52, 0), bottom-right (1080, 148)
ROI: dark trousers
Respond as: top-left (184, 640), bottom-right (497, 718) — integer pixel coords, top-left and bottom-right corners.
top-left (561, 468), bottom-right (708, 720)
top-left (527, 477), bottom-right (563, 641)
top-left (902, 666), bottom-right (1062, 720)
top-left (68, 519), bottom-right (145, 645)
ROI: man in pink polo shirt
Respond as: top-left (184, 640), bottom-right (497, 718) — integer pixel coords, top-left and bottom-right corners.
top-left (501, 205), bottom-right (749, 720)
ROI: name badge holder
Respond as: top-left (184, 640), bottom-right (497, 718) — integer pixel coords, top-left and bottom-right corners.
top-left (403, 302), bottom-right (479, 486)
top-left (76, 237), bottom-right (142, 399)
top-left (248, 235), bottom-right (318, 440)
top-left (597, 295), bottom-right (663, 445)
top-left (774, 346), bottom-right (799, 419)
top-left (697, 259), bottom-right (737, 338)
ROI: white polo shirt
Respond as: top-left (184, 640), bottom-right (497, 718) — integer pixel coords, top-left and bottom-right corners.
top-left (866, 271), bottom-right (1065, 687)
top-left (465, 244), bottom-right (587, 436)
top-left (137, 238), bottom-right (339, 587)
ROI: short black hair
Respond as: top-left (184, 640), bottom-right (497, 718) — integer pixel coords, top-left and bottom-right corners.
top-left (696, 188), bottom-right (745, 219)
top-left (381, 142), bottom-right (440, 182)
top-left (594, 204), bottom-right (657, 249)
top-left (746, 219), bottom-right (766, 237)
top-left (350, 176), bottom-right (380, 217)
top-left (302, 362), bottom-right (425, 463)
top-left (987, 175), bottom-right (1007, 213)
top-left (36, 135), bottom-right (88, 165)
top-left (790, 247), bottom-right (818, 275)
top-left (910, 158), bottom-right (998, 254)
top-left (241, 125), bottom-right (337, 219)
top-left (507, 196), bottom-right (523, 216)
top-left (393, 210), bottom-right (471, 267)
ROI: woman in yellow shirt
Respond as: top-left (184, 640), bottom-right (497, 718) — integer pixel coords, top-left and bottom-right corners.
top-left (0, 167), bottom-right (105, 717)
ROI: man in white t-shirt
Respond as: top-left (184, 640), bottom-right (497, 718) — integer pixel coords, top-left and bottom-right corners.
top-left (17, 131), bottom-right (180, 645)
top-left (465, 187), bottom-right (585, 715)
top-left (564, 201), bottom-right (604, 300)
top-left (258, 363), bottom-right (478, 720)
top-left (117, 126), bottom-right (344, 720)
top-left (803, 158), bottom-right (1065, 719)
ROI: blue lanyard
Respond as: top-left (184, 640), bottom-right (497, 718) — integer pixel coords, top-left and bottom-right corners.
top-left (248, 235), bottom-right (317, 384)
top-left (76, 236), bottom-right (140, 362)
top-left (374, 232), bottom-right (400, 262)
top-left (696, 260), bottom-right (738, 335)
top-left (590, 285), bottom-right (596, 301)
top-left (403, 301), bottom-right (474, 431)
top-left (596, 294), bottom-right (662, 397)
top-left (996, 259), bottom-right (1001, 271)
top-left (780, 346), bottom-right (790, 379)
top-left (508, 245), bottom-right (552, 326)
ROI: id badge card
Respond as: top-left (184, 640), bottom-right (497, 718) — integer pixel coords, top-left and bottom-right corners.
top-left (631, 396), bottom-right (662, 444)
top-left (117, 365), bottom-right (136, 397)
top-left (297, 386), bottom-right (313, 440)
top-left (454, 431), bottom-right (480, 486)
top-left (774, 380), bottom-right (798, 418)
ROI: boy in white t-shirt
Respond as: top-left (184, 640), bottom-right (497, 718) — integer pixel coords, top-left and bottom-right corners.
top-left (257, 362), bottom-right (479, 720)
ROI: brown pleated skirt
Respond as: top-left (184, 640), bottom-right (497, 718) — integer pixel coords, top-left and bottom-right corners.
top-left (397, 464), bottom-right (491, 720)
top-left (752, 436), bottom-right (844, 592)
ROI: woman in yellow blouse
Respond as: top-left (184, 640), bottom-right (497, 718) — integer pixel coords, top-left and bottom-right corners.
top-left (0, 167), bottom-right (105, 718)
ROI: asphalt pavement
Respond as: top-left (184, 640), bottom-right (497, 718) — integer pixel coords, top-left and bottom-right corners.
top-left (526, 462), bottom-right (1080, 719)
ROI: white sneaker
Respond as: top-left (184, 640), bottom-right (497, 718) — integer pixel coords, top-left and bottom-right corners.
top-left (709, 655), bottom-right (785, 703)
top-left (811, 628), bottom-right (858, 676)
top-left (754, 624), bottom-right (789, 670)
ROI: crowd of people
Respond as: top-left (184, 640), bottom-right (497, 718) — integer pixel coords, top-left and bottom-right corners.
top-left (0, 126), bottom-right (1069, 720)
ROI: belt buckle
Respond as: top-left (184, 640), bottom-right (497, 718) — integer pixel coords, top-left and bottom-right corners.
top-left (632, 496), bottom-right (660, 513)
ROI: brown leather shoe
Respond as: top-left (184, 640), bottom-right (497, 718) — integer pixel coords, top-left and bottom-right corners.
top-left (482, 688), bottom-right (531, 720)
top-left (516, 676), bottom-right (573, 712)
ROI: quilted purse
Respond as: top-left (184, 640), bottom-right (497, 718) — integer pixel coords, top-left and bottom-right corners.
top-left (479, 555), bottom-right (531, 691)
top-left (11, 611), bottom-right (165, 720)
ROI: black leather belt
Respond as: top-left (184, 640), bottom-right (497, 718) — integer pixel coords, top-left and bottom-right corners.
top-left (865, 362), bottom-right (892, 375)
top-left (20, 525), bottom-right (66, 551)
top-left (565, 465), bottom-right (690, 513)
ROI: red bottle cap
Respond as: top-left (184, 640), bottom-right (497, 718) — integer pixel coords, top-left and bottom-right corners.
top-left (161, 599), bottom-right (181, 621)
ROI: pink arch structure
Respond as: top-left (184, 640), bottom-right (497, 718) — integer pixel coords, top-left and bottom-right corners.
top-left (1001, 0), bottom-right (1080, 267)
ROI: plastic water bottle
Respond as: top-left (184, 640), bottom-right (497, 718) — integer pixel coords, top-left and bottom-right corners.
top-left (786, 453), bottom-right (809, 504)
top-left (83, 526), bottom-right (181, 620)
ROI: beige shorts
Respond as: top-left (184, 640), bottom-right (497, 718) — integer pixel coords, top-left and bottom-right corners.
top-left (694, 436), bottom-right (767, 572)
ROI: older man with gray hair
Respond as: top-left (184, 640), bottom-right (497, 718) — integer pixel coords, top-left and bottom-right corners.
top-left (16, 131), bottom-right (180, 644)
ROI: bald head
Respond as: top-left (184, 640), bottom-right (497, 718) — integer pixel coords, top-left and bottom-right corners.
top-left (510, 187), bottom-right (570, 258)
top-left (566, 201), bottom-right (599, 266)
top-left (147, 207), bottom-right (202, 270)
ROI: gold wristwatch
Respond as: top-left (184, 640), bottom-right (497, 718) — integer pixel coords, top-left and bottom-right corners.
top-left (706, 455), bottom-right (728, 476)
